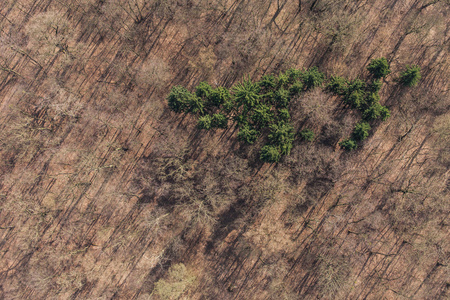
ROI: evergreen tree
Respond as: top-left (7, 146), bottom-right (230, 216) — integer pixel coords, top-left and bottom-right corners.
top-left (289, 80), bottom-right (304, 96)
top-left (251, 104), bottom-right (274, 127)
top-left (233, 77), bottom-right (260, 110)
top-left (327, 75), bottom-right (348, 95)
top-left (300, 128), bottom-right (315, 142)
top-left (197, 115), bottom-right (212, 129)
top-left (363, 104), bottom-right (382, 120)
top-left (367, 57), bottom-right (391, 78)
top-left (274, 88), bottom-right (290, 108)
top-left (339, 139), bottom-right (357, 150)
top-left (211, 113), bottom-right (228, 129)
top-left (237, 125), bottom-right (259, 144)
top-left (379, 106), bottom-right (390, 121)
top-left (368, 79), bottom-right (382, 93)
top-left (187, 96), bottom-right (204, 115)
top-left (285, 68), bottom-right (303, 83)
top-left (276, 72), bottom-right (290, 89)
top-left (277, 108), bottom-right (290, 122)
top-left (167, 85), bottom-right (192, 113)
top-left (345, 90), bottom-right (365, 109)
top-left (347, 78), bottom-right (366, 93)
top-left (209, 86), bottom-right (231, 107)
top-left (195, 82), bottom-right (213, 99)
top-left (260, 145), bottom-right (281, 163)
top-left (268, 122), bottom-right (295, 155)
top-left (399, 65), bottom-right (421, 87)
top-left (302, 67), bottom-right (325, 90)
top-left (258, 74), bottom-right (277, 91)
top-left (353, 122), bottom-right (371, 141)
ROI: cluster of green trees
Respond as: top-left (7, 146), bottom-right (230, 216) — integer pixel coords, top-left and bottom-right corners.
top-left (329, 58), bottom-right (420, 150)
top-left (339, 121), bottom-right (371, 150)
top-left (327, 58), bottom-right (391, 150)
top-left (167, 59), bottom-right (421, 157)
top-left (167, 67), bottom-right (324, 162)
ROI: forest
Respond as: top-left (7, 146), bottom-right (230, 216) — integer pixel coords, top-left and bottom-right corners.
top-left (0, 0), bottom-right (448, 299)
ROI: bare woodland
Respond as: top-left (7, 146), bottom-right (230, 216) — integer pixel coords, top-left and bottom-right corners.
top-left (0, 0), bottom-right (448, 299)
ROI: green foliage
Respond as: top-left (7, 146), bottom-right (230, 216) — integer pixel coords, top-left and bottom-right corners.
top-left (234, 114), bottom-right (248, 127)
top-left (345, 90), bottom-right (364, 109)
top-left (268, 122), bottom-right (295, 145)
top-left (258, 74), bottom-right (277, 90)
top-left (251, 104), bottom-right (274, 127)
top-left (233, 77), bottom-right (260, 110)
top-left (268, 122), bottom-right (295, 155)
top-left (187, 95), bottom-right (204, 114)
top-left (276, 72), bottom-right (290, 89)
top-left (300, 128), bottom-right (315, 142)
top-left (347, 78), bottom-right (366, 93)
top-left (211, 113), bottom-right (228, 129)
top-left (352, 122), bottom-right (371, 141)
top-left (302, 67), bottom-right (325, 90)
top-left (368, 79), bottom-right (382, 93)
top-left (197, 115), bottom-right (212, 129)
top-left (277, 108), bottom-right (290, 122)
top-left (365, 92), bottom-right (380, 107)
top-left (222, 98), bottom-right (235, 113)
top-left (195, 82), bottom-right (213, 99)
top-left (289, 80), bottom-right (304, 96)
top-left (341, 78), bottom-right (366, 109)
top-left (339, 139), bottom-right (357, 150)
top-left (363, 104), bottom-right (383, 120)
top-left (167, 86), bottom-right (204, 114)
top-left (260, 145), bottom-right (281, 163)
top-left (327, 75), bottom-right (348, 95)
top-left (210, 86), bottom-right (231, 107)
top-left (280, 142), bottom-right (293, 156)
top-left (167, 85), bottom-right (192, 113)
top-left (379, 105), bottom-right (390, 121)
top-left (274, 88), bottom-right (290, 108)
top-left (168, 60), bottom-right (397, 159)
top-left (339, 77), bottom-right (385, 112)
top-left (237, 125), bottom-right (259, 144)
top-left (285, 68), bottom-right (303, 83)
top-left (260, 91), bottom-right (274, 104)
top-left (399, 65), bottom-right (421, 87)
top-left (367, 57), bottom-right (391, 78)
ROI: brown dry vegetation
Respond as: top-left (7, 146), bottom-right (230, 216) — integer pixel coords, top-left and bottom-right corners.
top-left (0, 0), bottom-right (448, 299)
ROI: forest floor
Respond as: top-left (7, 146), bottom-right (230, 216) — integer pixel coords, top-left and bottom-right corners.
top-left (0, 0), bottom-right (448, 299)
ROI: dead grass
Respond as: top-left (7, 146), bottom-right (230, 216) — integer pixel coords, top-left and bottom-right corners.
top-left (0, 0), bottom-right (448, 299)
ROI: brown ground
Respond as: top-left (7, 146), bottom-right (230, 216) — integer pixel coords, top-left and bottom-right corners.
top-left (0, 0), bottom-right (448, 299)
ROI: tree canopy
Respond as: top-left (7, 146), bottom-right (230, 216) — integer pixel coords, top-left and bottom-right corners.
top-left (367, 57), bottom-right (391, 78)
top-left (167, 60), bottom-right (413, 157)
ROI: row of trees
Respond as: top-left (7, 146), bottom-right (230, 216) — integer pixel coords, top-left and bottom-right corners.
top-left (167, 59), bottom-right (421, 158)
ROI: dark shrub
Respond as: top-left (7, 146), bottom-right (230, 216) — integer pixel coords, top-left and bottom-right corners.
top-left (260, 145), bottom-right (281, 163)
top-left (237, 125), bottom-right (259, 144)
top-left (399, 65), bottom-right (421, 87)
top-left (339, 139), bottom-right (357, 150)
top-left (197, 115), bottom-right (212, 129)
top-left (302, 67), bottom-right (325, 90)
top-left (210, 86), bottom-right (231, 107)
top-left (353, 122), bottom-right (371, 141)
top-left (327, 75), bottom-right (348, 95)
top-left (367, 57), bottom-right (391, 78)
top-left (300, 129), bottom-right (315, 142)
top-left (211, 113), bottom-right (228, 129)
top-left (195, 82), bottom-right (213, 99)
